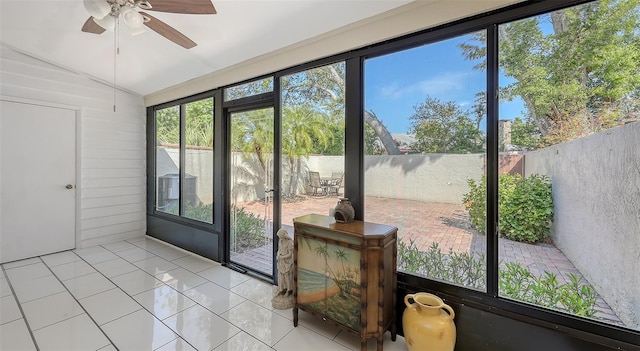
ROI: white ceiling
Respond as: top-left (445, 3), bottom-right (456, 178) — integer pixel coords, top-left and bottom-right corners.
top-left (0, 0), bottom-right (415, 96)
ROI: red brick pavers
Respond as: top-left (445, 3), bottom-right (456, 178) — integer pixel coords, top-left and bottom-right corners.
top-left (236, 195), bottom-right (623, 325)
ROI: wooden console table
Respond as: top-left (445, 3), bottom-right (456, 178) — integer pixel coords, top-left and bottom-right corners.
top-left (292, 214), bottom-right (398, 351)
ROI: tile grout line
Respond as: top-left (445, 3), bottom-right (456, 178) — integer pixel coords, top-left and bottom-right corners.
top-left (39, 253), bottom-right (117, 351)
top-left (1, 261), bottom-right (42, 351)
top-left (6, 238), bottom-right (347, 351)
top-left (92, 240), bottom-right (206, 351)
top-left (114, 239), bottom-right (274, 350)
top-left (21, 238), bottom-right (289, 351)
top-left (115, 240), bottom-right (247, 350)
top-left (48, 243), bottom-right (203, 349)
top-left (123, 239), bottom-right (273, 350)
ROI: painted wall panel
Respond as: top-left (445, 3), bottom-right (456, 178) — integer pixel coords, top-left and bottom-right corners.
top-left (0, 44), bottom-right (146, 248)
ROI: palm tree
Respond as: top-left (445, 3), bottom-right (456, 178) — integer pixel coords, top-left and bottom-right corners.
top-left (334, 248), bottom-right (350, 296)
top-left (281, 105), bottom-right (330, 198)
top-left (314, 243), bottom-right (337, 281)
top-left (230, 109), bottom-right (274, 174)
top-left (334, 248), bottom-right (348, 280)
top-left (315, 243), bottom-right (329, 268)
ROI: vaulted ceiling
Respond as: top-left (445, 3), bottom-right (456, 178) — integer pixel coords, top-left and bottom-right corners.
top-left (0, 0), bottom-right (419, 96)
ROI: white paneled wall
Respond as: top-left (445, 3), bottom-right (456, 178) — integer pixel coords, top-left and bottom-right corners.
top-left (0, 45), bottom-right (146, 248)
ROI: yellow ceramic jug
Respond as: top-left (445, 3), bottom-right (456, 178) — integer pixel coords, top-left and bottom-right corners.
top-left (402, 292), bottom-right (456, 351)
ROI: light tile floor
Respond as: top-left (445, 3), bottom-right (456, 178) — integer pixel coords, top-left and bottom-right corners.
top-left (0, 236), bottom-right (407, 351)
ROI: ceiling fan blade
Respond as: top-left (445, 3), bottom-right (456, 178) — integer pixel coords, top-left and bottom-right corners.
top-left (81, 17), bottom-right (106, 34)
top-left (140, 12), bottom-right (197, 49)
top-left (147, 0), bottom-right (216, 14)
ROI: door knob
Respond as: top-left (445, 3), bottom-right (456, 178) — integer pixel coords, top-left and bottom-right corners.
top-left (66, 184), bottom-right (74, 189)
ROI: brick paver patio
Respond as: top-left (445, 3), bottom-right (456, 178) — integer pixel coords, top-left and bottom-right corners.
top-left (233, 195), bottom-right (622, 325)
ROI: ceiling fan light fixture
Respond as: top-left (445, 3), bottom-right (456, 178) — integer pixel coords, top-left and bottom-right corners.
top-left (83, 0), bottom-right (111, 19)
top-left (93, 14), bottom-right (116, 31)
top-left (121, 7), bottom-right (144, 28)
top-left (128, 25), bottom-right (147, 36)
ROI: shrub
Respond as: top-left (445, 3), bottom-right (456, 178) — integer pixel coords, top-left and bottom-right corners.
top-left (398, 238), bottom-right (597, 318)
top-left (163, 203), bottom-right (213, 223)
top-left (185, 203), bottom-right (213, 223)
top-left (230, 205), bottom-right (267, 253)
top-left (463, 173), bottom-right (554, 243)
top-left (398, 240), bottom-right (485, 290)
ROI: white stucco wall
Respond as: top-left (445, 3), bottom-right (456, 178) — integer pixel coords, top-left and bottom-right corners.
top-left (158, 148), bottom-right (214, 204)
top-left (362, 154), bottom-right (484, 203)
top-left (159, 152), bottom-right (484, 205)
top-left (524, 121), bottom-right (640, 328)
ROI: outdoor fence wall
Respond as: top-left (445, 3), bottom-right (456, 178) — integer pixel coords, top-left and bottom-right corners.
top-left (159, 152), bottom-right (487, 205)
top-left (524, 121), bottom-right (640, 329)
top-left (497, 154), bottom-right (524, 176)
top-left (362, 154), bottom-right (485, 203)
top-left (159, 148), bottom-right (214, 204)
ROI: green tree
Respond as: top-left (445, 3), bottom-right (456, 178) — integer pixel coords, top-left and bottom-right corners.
top-left (156, 106), bottom-right (179, 145)
top-left (510, 117), bottom-right (540, 149)
top-left (410, 96), bottom-right (484, 153)
top-left (365, 110), bottom-right (401, 155)
top-left (230, 109), bottom-right (273, 173)
top-left (282, 63), bottom-right (401, 155)
top-left (364, 122), bottom-right (386, 155)
top-left (282, 63), bottom-right (345, 122)
top-left (156, 98), bottom-right (214, 148)
top-left (185, 98), bottom-right (213, 148)
top-left (281, 105), bottom-right (330, 198)
top-left (225, 78), bottom-right (273, 101)
top-left (461, 0), bottom-right (640, 145)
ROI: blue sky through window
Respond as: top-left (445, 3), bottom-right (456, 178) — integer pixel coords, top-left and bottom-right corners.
top-left (364, 32), bottom-right (525, 134)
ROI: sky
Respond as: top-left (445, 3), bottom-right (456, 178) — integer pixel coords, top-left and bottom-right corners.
top-left (363, 32), bottom-right (526, 134)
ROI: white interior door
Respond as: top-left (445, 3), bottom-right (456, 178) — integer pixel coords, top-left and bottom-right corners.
top-left (0, 100), bottom-right (76, 263)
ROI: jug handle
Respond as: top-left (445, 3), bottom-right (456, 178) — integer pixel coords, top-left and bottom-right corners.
top-left (404, 294), bottom-right (414, 308)
top-left (442, 304), bottom-right (455, 320)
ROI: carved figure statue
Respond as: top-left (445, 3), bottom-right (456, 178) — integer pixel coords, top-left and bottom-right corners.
top-left (276, 228), bottom-right (294, 296)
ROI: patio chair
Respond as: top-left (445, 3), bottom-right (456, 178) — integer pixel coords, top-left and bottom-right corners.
top-left (328, 172), bottom-right (344, 196)
top-left (308, 171), bottom-right (326, 196)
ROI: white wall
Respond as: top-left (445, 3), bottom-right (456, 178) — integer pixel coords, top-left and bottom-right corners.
top-left (363, 154), bottom-right (485, 203)
top-left (524, 122), bottom-right (640, 328)
top-left (158, 152), bottom-right (483, 205)
top-left (0, 45), bottom-right (147, 248)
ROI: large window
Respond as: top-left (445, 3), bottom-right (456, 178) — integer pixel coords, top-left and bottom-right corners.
top-left (147, 0), bottom-right (639, 345)
top-left (364, 32), bottom-right (487, 291)
top-left (155, 105), bottom-right (180, 215)
top-left (224, 77), bottom-right (274, 101)
top-left (493, 1), bottom-right (639, 330)
top-left (279, 62), bottom-right (346, 233)
top-left (362, 0), bottom-right (639, 335)
top-left (155, 97), bottom-right (214, 224)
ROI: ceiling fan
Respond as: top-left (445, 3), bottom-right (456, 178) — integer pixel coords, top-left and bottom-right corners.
top-left (81, 0), bottom-right (216, 49)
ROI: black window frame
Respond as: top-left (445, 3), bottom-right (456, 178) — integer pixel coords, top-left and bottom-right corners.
top-left (149, 90), bottom-right (217, 231)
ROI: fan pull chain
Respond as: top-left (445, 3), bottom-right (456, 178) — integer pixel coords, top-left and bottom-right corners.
top-left (113, 17), bottom-right (119, 112)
